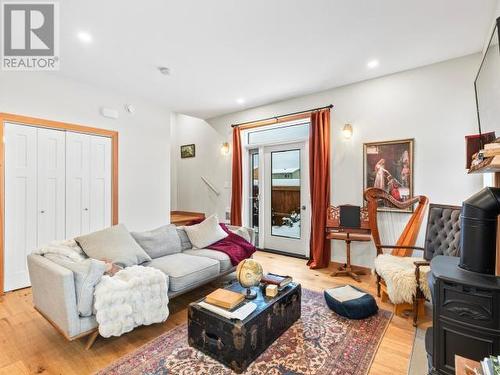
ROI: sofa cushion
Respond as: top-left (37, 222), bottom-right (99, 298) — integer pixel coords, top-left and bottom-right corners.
top-left (76, 224), bottom-right (151, 268)
top-left (131, 224), bottom-right (181, 258)
top-left (183, 215), bottom-right (228, 249)
top-left (146, 253), bottom-right (220, 292)
top-left (176, 228), bottom-right (193, 251)
top-left (43, 254), bottom-right (106, 317)
top-left (183, 249), bottom-right (233, 272)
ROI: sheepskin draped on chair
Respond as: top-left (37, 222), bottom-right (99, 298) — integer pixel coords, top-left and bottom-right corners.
top-left (365, 187), bottom-right (461, 325)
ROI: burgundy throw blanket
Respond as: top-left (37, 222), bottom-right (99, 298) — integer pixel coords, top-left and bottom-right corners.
top-left (207, 224), bottom-right (256, 266)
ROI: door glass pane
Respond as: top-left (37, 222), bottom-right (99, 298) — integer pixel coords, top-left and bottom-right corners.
top-left (250, 151), bottom-right (259, 246)
top-left (271, 149), bottom-right (301, 239)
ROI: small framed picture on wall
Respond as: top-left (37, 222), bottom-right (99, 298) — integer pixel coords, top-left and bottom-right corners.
top-left (180, 144), bottom-right (196, 158)
top-left (363, 138), bottom-right (414, 212)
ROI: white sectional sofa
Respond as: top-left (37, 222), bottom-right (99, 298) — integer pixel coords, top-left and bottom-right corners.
top-left (27, 224), bottom-right (254, 345)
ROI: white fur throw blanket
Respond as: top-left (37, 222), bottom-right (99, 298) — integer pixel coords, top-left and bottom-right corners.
top-left (94, 265), bottom-right (169, 338)
top-left (374, 254), bottom-right (431, 305)
top-left (33, 239), bottom-right (87, 262)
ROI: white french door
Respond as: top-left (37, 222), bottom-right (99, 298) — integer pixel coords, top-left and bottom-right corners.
top-left (4, 124), bottom-right (38, 291)
top-left (89, 136), bottom-right (112, 233)
top-left (37, 128), bottom-right (66, 247)
top-left (4, 123), bottom-right (113, 292)
top-left (262, 142), bottom-right (310, 256)
top-left (66, 132), bottom-right (91, 238)
top-left (66, 132), bottom-right (112, 238)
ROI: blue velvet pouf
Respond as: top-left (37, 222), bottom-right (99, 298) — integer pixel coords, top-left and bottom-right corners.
top-left (324, 285), bottom-right (378, 320)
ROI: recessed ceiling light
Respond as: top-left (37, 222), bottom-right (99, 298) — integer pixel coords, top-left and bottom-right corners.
top-left (77, 31), bottom-right (92, 44)
top-left (158, 66), bottom-right (170, 75)
top-left (236, 98), bottom-right (245, 104)
top-left (367, 59), bottom-right (379, 69)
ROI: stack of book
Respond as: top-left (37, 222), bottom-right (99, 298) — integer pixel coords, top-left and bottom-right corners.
top-left (198, 288), bottom-right (256, 320)
top-left (480, 355), bottom-right (500, 375)
top-left (205, 288), bottom-right (245, 310)
top-left (470, 140), bottom-right (500, 172)
top-left (261, 273), bottom-right (293, 290)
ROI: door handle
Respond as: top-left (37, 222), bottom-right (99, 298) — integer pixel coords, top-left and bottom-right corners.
top-left (40, 210), bottom-right (45, 214)
top-left (84, 208), bottom-right (89, 211)
top-left (301, 205), bottom-right (306, 210)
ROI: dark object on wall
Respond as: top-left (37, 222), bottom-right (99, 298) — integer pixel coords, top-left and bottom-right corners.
top-left (460, 187), bottom-right (500, 275)
top-left (180, 144), bottom-right (195, 158)
top-left (427, 256), bottom-right (500, 375)
top-left (339, 205), bottom-right (361, 228)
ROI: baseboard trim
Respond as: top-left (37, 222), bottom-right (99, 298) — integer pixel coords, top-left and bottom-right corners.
top-left (258, 248), bottom-right (309, 260)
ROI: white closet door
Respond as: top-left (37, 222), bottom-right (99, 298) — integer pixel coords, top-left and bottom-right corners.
top-left (37, 128), bottom-right (66, 246)
top-left (65, 132), bottom-right (90, 238)
top-left (89, 135), bottom-right (112, 232)
top-left (4, 123), bottom-right (37, 291)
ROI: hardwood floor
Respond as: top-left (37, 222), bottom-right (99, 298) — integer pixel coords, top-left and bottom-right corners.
top-left (0, 251), bottom-right (429, 374)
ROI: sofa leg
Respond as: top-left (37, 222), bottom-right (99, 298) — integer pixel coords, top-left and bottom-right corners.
top-left (85, 330), bottom-right (99, 350)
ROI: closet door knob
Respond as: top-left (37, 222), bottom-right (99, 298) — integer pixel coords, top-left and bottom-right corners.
top-left (84, 208), bottom-right (89, 211)
top-left (40, 210), bottom-right (45, 214)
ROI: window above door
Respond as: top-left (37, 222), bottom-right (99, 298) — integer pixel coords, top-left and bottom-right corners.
top-left (246, 120), bottom-right (310, 147)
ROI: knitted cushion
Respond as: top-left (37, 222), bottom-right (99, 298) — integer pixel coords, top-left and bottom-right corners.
top-left (324, 285), bottom-right (378, 319)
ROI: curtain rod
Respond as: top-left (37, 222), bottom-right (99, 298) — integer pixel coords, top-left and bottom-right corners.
top-left (231, 104), bottom-right (333, 128)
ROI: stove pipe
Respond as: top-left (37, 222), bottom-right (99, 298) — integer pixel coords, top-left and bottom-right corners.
top-left (459, 187), bottom-right (500, 275)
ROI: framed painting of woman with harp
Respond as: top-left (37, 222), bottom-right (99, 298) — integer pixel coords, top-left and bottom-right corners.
top-left (363, 138), bottom-right (414, 212)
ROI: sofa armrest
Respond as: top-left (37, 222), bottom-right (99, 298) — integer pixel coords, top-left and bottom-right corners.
top-left (27, 254), bottom-right (82, 339)
top-left (226, 225), bottom-right (256, 246)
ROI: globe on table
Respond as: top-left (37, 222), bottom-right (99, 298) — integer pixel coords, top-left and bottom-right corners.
top-left (236, 259), bottom-right (263, 299)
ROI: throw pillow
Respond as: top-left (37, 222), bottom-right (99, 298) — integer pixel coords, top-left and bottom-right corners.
top-left (76, 224), bottom-right (152, 268)
top-left (184, 215), bottom-right (228, 249)
top-left (229, 226), bottom-right (251, 243)
top-left (131, 224), bottom-right (181, 258)
top-left (44, 254), bottom-right (106, 317)
top-left (176, 228), bottom-right (193, 251)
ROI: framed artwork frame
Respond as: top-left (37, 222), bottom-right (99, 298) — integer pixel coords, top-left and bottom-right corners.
top-left (180, 144), bottom-right (195, 158)
top-left (363, 138), bottom-right (414, 212)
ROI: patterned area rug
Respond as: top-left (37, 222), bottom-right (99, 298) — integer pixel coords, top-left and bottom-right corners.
top-left (97, 288), bottom-right (392, 375)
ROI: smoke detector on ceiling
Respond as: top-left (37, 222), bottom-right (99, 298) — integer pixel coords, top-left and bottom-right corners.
top-left (158, 66), bottom-right (170, 75)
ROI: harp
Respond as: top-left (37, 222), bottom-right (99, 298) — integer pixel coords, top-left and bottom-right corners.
top-left (364, 187), bottom-right (429, 256)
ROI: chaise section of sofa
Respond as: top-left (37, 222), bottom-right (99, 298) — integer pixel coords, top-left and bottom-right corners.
top-left (27, 254), bottom-right (99, 342)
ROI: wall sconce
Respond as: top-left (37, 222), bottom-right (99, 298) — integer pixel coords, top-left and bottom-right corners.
top-left (342, 123), bottom-right (353, 139)
top-left (220, 142), bottom-right (230, 155)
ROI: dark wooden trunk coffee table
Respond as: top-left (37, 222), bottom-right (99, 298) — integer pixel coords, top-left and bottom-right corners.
top-left (188, 282), bottom-right (301, 373)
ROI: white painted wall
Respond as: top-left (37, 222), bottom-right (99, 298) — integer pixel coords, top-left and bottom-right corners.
top-left (172, 54), bottom-right (484, 267)
top-left (170, 113), bottom-right (230, 218)
top-left (0, 71), bottom-right (172, 232)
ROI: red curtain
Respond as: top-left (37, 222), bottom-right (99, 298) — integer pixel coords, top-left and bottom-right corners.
top-left (230, 127), bottom-right (243, 226)
top-left (307, 109), bottom-right (331, 269)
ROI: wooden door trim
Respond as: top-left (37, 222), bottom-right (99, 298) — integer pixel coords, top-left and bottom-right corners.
top-left (0, 113), bottom-right (119, 295)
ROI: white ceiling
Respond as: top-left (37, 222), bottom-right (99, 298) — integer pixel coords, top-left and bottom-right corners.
top-left (58, 0), bottom-right (496, 119)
